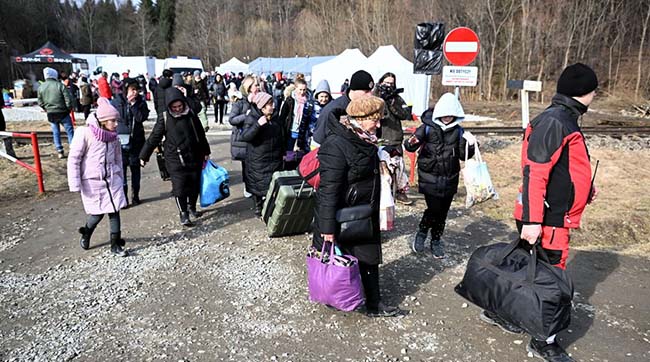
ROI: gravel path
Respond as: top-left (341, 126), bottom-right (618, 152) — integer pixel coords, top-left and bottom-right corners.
top-left (1, 135), bottom-right (648, 362)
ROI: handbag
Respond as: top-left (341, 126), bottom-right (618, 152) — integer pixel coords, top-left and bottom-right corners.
top-left (455, 239), bottom-right (574, 340)
top-left (155, 148), bottom-right (170, 181)
top-left (335, 168), bottom-right (377, 244)
top-left (306, 241), bottom-right (365, 311)
top-left (298, 147), bottom-right (320, 189)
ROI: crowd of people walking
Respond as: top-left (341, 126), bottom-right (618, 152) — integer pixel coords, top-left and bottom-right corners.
top-left (21, 59), bottom-right (600, 362)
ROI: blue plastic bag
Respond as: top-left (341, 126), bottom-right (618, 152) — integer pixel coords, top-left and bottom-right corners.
top-left (200, 160), bottom-right (230, 207)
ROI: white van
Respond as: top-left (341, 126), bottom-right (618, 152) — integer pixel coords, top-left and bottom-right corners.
top-left (94, 56), bottom-right (156, 78)
top-left (163, 57), bottom-right (204, 75)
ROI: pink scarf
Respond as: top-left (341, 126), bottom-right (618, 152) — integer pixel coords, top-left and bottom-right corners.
top-left (88, 115), bottom-right (118, 143)
top-left (290, 91), bottom-right (307, 133)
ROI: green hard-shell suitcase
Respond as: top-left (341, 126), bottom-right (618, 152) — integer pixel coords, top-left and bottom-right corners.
top-left (262, 170), bottom-right (316, 237)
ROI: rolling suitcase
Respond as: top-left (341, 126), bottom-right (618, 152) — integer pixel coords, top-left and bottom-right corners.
top-left (262, 170), bottom-right (316, 237)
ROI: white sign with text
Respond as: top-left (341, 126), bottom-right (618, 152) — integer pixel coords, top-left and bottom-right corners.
top-left (441, 66), bottom-right (478, 87)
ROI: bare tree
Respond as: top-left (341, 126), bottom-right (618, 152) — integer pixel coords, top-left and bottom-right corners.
top-left (636, 1), bottom-right (650, 101)
top-left (79, 0), bottom-right (97, 52)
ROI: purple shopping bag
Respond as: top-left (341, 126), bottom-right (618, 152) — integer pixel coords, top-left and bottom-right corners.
top-left (306, 242), bottom-right (365, 311)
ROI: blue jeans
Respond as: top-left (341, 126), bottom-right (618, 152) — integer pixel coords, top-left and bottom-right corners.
top-left (49, 114), bottom-right (74, 152)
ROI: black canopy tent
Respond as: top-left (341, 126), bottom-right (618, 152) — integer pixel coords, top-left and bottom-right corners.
top-left (10, 41), bottom-right (87, 65)
top-left (8, 41), bottom-right (88, 95)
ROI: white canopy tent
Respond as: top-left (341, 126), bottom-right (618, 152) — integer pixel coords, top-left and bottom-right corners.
top-left (366, 45), bottom-right (431, 116)
top-left (217, 57), bottom-right (249, 75)
top-left (310, 49), bottom-right (369, 96)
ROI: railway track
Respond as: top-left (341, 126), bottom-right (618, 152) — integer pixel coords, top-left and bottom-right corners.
top-left (9, 125), bottom-right (650, 145)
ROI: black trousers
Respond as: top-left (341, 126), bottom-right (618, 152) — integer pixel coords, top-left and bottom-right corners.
top-left (359, 263), bottom-right (380, 309)
top-left (419, 194), bottom-right (454, 239)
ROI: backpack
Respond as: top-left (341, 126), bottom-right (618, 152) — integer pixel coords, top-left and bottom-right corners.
top-left (298, 148), bottom-right (320, 189)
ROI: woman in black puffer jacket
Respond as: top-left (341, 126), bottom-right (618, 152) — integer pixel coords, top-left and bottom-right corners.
top-left (313, 95), bottom-right (401, 318)
top-left (140, 87), bottom-right (211, 227)
top-left (229, 76), bottom-right (260, 198)
top-left (240, 92), bottom-right (285, 216)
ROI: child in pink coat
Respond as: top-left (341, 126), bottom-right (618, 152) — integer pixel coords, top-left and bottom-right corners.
top-left (67, 97), bottom-right (128, 256)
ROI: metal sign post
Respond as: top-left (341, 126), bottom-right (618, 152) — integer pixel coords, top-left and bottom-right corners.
top-left (507, 80), bottom-right (542, 129)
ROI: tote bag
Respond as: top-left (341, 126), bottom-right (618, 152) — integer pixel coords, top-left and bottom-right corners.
top-left (306, 241), bottom-right (365, 311)
top-left (200, 160), bottom-right (230, 207)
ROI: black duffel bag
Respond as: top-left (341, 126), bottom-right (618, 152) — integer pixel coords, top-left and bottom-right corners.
top-left (455, 239), bottom-right (574, 340)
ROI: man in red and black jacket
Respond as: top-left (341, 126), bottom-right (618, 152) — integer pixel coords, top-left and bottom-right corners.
top-left (481, 63), bottom-right (599, 362)
top-left (515, 63), bottom-right (599, 270)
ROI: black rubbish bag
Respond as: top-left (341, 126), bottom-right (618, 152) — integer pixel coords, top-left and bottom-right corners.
top-left (414, 49), bottom-right (443, 75)
top-left (455, 239), bottom-right (574, 340)
top-left (414, 22), bottom-right (445, 50)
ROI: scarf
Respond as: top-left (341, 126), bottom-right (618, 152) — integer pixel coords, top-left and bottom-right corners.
top-left (339, 115), bottom-right (378, 145)
top-left (290, 91), bottom-right (307, 134)
top-left (88, 115), bottom-right (118, 143)
top-left (168, 103), bottom-right (191, 118)
top-left (433, 118), bottom-right (461, 131)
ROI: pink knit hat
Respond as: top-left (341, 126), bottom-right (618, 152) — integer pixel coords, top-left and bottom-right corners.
top-left (252, 92), bottom-right (273, 110)
top-left (96, 97), bottom-right (120, 121)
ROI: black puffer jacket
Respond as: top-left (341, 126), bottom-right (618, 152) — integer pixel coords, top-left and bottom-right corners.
top-left (112, 93), bottom-right (149, 156)
top-left (404, 109), bottom-right (474, 198)
top-left (140, 88), bottom-right (211, 174)
top-left (228, 98), bottom-right (252, 160)
top-left (239, 106), bottom-right (285, 196)
top-left (314, 120), bottom-right (382, 265)
top-left (154, 77), bottom-right (172, 119)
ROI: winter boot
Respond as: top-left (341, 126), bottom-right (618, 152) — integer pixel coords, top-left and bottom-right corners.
top-left (430, 222), bottom-right (446, 259)
top-left (411, 228), bottom-right (428, 253)
top-left (78, 226), bottom-right (94, 250)
top-left (189, 207), bottom-right (203, 218)
top-left (110, 233), bottom-right (128, 257)
top-left (179, 212), bottom-right (194, 227)
top-left (253, 196), bottom-right (264, 217)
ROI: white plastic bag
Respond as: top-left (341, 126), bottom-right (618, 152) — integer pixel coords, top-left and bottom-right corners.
top-left (378, 160), bottom-right (395, 231)
top-left (463, 142), bottom-right (498, 208)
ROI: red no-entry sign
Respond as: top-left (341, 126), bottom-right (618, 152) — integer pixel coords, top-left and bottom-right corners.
top-left (443, 27), bottom-right (480, 66)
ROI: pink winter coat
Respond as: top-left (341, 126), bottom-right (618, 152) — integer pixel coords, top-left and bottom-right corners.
top-left (67, 119), bottom-right (127, 215)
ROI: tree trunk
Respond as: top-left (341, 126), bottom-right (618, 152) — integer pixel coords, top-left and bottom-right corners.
top-left (636, 2), bottom-right (650, 101)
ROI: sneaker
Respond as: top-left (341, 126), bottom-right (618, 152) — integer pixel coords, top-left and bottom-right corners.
top-left (411, 230), bottom-right (428, 253)
top-left (189, 208), bottom-right (203, 218)
top-left (366, 302), bottom-right (402, 318)
top-left (479, 310), bottom-right (524, 334)
top-left (243, 190), bottom-right (252, 198)
top-left (395, 192), bottom-right (413, 205)
top-left (57, 150), bottom-right (65, 159)
top-left (527, 338), bottom-right (575, 362)
top-left (430, 240), bottom-right (445, 259)
top-left (131, 196), bottom-right (141, 206)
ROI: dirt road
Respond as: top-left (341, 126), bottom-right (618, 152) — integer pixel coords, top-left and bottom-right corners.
top-left (0, 135), bottom-right (648, 361)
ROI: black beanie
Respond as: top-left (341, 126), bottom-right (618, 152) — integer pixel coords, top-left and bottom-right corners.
top-left (556, 63), bottom-right (598, 97)
top-left (349, 70), bottom-right (375, 91)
